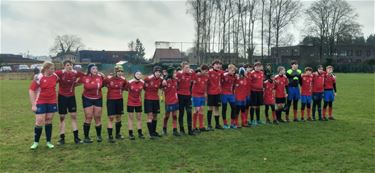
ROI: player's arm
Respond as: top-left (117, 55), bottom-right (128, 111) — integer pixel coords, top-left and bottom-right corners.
top-left (29, 81), bottom-right (38, 112)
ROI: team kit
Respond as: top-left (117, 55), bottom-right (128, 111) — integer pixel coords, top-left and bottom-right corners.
top-left (28, 59), bottom-right (337, 150)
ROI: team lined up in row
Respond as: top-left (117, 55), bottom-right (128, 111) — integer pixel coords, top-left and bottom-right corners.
top-left (28, 59), bottom-right (336, 150)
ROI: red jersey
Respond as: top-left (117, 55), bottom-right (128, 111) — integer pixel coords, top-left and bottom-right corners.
top-left (55, 70), bottom-right (84, 97)
top-left (126, 79), bottom-right (144, 106)
top-left (192, 74), bottom-right (209, 97)
top-left (249, 70), bottom-right (264, 91)
top-left (144, 75), bottom-right (162, 100)
top-left (79, 74), bottom-right (104, 99)
top-left (29, 73), bottom-right (59, 104)
top-left (176, 71), bottom-right (193, 95)
top-left (274, 74), bottom-right (288, 98)
top-left (207, 69), bottom-right (222, 95)
top-left (301, 74), bottom-right (313, 96)
top-left (312, 72), bottom-right (325, 93)
top-left (263, 80), bottom-right (275, 105)
top-left (324, 73), bottom-right (336, 90)
top-left (221, 72), bottom-right (236, 95)
top-left (163, 78), bottom-right (178, 105)
top-left (234, 77), bottom-right (248, 101)
top-left (104, 76), bottom-right (127, 100)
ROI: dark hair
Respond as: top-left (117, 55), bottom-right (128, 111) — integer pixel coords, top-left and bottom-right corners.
top-left (201, 64), bottom-right (209, 71)
top-left (63, 60), bottom-right (73, 66)
top-left (316, 65), bottom-right (323, 70)
top-left (305, 67), bottom-right (313, 72)
top-left (290, 60), bottom-right (298, 65)
top-left (212, 59), bottom-right (222, 66)
top-left (254, 61), bottom-right (262, 67)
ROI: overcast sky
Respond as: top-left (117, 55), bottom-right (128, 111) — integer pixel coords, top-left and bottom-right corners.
top-left (1, 0), bottom-right (374, 59)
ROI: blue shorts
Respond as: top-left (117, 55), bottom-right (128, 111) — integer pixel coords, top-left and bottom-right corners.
top-left (324, 90), bottom-right (335, 102)
top-left (246, 96), bottom-right (251, 106)
top-left (36, 103), bottom-right (57, 114)
top-left (165, 103), bottom-right (179, 113)
top-left (313, 92), bottom-right (323, 101)
top-left (236, 100), bottom-right (246, 106)
top-left (221, 94), bottom-right (235, 105)
top-left (82, 96), bottom-right (103, 108)
top-left (192, 97), bottom-right (205, 107)
top-left (301, 95), bottom-right (312, 104)
top-left (288, 87), bottom-right (300, 101)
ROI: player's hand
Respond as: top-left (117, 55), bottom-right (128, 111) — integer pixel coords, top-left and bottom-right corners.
top-left (334, 93), bottom-right (337, 96)
top-left (31, 105), bottom-right (37, 112)
top-left (285, 94), bottom-right (288, 97)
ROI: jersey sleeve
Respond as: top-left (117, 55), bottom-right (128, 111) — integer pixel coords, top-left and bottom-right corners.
top-left (29, 80), bottom-right (39, 91)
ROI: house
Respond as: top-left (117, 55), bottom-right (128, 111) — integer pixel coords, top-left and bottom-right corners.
top-left (270, 44), bottom-right (375, 64)
top-left (52, 50), bottom-right (138, 64)
top-left (152, 48), bottom-right (186, 65)
top-left (0, 54), bottom-right (43, 65)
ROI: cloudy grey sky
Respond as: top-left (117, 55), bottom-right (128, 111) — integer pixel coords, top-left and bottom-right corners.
top-left (0, 0), bottom-right (374, 59)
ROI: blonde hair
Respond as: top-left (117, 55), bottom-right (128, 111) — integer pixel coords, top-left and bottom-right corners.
top-left (41, 61), bottom-right (54, 73)
top-left (228, 64), bottom-right (236, 70)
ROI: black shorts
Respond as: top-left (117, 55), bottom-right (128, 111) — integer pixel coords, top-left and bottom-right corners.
top-left (251, 91), bottom-right (264, 106)
top-left (178, 94), bottom-right (192, 109)
top-left (127, 106), bottom-right (142, 113)
top-left (144, 99), bottom-right (160, 114)
top-left (82, 96), bottom-right (103, 108)
top-left (107, 99), bottom-right (124, 116)
top-left (276, 97), bottom-right (286, 104)
top-left (58, 95), bottom-right (77, 114)
top-left (207, 94), bottom-right (220, 107)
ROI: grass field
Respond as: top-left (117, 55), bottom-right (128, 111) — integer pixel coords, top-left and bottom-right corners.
top-left (0, 73), bottom-right (374, 172)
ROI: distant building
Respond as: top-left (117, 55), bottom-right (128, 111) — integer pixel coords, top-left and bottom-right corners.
top-left (51, 50), bottom-right (137, 64)
top-left (152, 48), bottom-right (187, 65)
top-left (270, 44), bottom-right (375, 64)
top-left (0, 54), bottom-right (43, 65)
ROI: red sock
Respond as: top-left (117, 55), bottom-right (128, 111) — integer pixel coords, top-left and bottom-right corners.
top-left (323, 108), bottom-right (326, 118)
top-left (301, 109), bottom-right (305, 119)
top-left (293, 109), bottom-right (298, 119)
top-left (241, 111), bottom-right (247, 126)
top-left (235, 115), bottom-right (239, 126)
top-left (172, 114), bottom-right (177, 129)
top-left (199, 113), bottom-right (204, 128)
top-left (272, 111), bottom-right (276, 121)
top-left (193, 113), bottom-right (198, 129)
top-left (307, 108), bottom-right (311, 118)
top-left (329, 107), bottom-right (333, 117)
top-left (163, 112), bottom-right (170, 128)
top-left (223, 119), bottom-right (227, 125)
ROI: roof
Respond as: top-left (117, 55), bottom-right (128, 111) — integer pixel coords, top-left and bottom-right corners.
top-left (153, 48), bottom-right (181, 59)
top-left (0, 54), bottom-right (43, 64)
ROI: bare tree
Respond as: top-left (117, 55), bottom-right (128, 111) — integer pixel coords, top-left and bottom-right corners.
top-left (306, 0), bottom-right (361, 63)
top-left (272, 0), bottom-right (301, 60)
top-left (50, 34), bottom-right (84, 55)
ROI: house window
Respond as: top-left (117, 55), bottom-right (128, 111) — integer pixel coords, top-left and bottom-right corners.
top-left (347, 50), bottom-right (353, 56)
top-left (356, 50), bottom-right (362, 56)
top-left (340, 50), bottom-right (347, 56)
top-left (366, 50), bottom-right (371, 57)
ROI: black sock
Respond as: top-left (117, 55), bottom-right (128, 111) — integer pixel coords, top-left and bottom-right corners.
top-left (137, 129), bottom-right (142, 135)
top-left (207, 110), bottom-right (213, 126)
top-left (115, 121), bottom-right (122, 136)
top-left (129, 130), bottom-right (133, 136)
top-left (107, 128), bottom-right (113, 138)
top-left (214, 116), bottom-right (220, 126)
top-left (73, 130), bottom-right (78, 139)
top-left (152, 120), bottom-right (157, 134)
top-left (34, 126), bottom-right (42, 143)
top-left (60, 133), bottom-right (65, 140)
top-left (147, 122), bottom-right (153, 136)
top-left (83, 123), bottom-right (90, 138)
top-left (256, 108), bottom-right (260, 121)
top-left (45, 124), bottom-right (52, 142)
top-left (250, 107), bottom-right (255, 121)
top-left (95, 125), bottom-right (102, 137)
